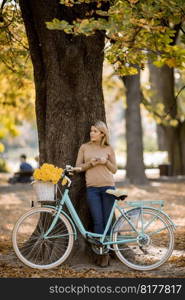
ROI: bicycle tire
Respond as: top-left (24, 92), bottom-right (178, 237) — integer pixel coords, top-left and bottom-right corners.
top-left (12, 207), bottom-right (74, 269)
top-left (112, 208), bottom-right (174, 271)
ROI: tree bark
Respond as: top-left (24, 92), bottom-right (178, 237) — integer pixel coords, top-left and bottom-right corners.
top-left (122, 73), bottom-right (148, 185)
top-left (149, 64), bottom-right (185, 175)
top-left (19, 0), bottom-right (108, 263)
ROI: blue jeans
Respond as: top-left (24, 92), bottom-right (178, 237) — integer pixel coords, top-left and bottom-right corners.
top-left (86, 186), bottom-right (115, 234)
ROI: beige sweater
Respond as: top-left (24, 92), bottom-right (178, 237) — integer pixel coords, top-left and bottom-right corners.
top-left (75, 142), bottom-right (117, 187)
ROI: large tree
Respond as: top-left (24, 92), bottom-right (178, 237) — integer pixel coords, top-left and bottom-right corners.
top-left (18, 0), bottom-right (110, 264)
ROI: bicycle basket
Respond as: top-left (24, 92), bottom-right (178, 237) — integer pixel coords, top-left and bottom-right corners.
top-left (114, 208), bottom-right (141, 232)
top-left (32, 181), bottom-right (57, 201)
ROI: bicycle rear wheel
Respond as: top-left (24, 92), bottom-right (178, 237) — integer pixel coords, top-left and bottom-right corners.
top-left (12, 207), bottom-right (74, 269)
top-left (112, 208), bottom-right (174, 271)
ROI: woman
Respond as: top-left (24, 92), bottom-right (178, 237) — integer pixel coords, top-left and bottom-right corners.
top-left (75, 120), bottom-right (117, 237)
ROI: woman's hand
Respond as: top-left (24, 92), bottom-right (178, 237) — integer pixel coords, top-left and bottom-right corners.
top-left (90, 158), bottom-right (98, 166)
top-left (90, 157), bottom-right (107, 166)
top-left (97, 157), bottom-right (107, 164)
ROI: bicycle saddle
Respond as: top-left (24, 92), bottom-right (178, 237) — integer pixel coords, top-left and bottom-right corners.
top-left (106, 189), bottom-right (128, 200)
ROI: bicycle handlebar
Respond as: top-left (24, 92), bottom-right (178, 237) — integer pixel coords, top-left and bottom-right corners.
top-left (60, 165), bottom-right (82, 187)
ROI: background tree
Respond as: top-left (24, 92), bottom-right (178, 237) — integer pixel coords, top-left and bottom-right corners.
top-left (0, 2), bottom-right (35, 170)
top-left (147, 25), bottom-right (185, 175)
top-left (122, 72), bottom-right (148, 184)
top-left (148, 64), bottom-right (185, 175)
top-left (102, 65), bottom-right (148, 184)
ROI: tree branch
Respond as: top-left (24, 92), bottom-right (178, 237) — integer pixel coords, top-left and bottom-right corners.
top-left (180, 25), bottom-right (185, 35)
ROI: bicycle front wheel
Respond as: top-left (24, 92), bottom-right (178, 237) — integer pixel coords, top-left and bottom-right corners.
top-left (112, 208), bottom-right (174, 271)
top-left (12, 207), bottom-right (74, 269)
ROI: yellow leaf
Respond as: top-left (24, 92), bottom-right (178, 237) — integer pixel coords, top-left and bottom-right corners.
top-left (156, 103), bottom-right (165, 114)
top-left (0, 143), bottom-right (5, 152)
top-left (165, 58), bottom-right (177, 68)
top-left (169, 119), bottom-right (178, 127)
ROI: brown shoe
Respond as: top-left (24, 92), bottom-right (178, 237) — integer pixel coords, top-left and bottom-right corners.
top-left (97, 254), bottom-right (110, 267)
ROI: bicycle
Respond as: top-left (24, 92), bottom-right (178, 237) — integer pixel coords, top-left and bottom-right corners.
top-left (12, 165), bottom-right (176, 271)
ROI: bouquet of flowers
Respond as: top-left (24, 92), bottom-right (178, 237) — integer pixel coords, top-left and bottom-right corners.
top-left (32, 163), bottom-right (64, 201)
top-left (33, 163), bottom-right (63, 184)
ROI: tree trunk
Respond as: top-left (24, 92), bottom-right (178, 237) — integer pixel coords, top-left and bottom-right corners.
top-left (122, 73), bottom-right (148, 185)
top-left (19, 0), bottom-right (108, 263)
top-left (149, 64), bottom-right (185, 175)
top-left (156, 125), bottom-right (168, 151)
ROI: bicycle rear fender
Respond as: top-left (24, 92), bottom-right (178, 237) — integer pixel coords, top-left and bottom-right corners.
top-left (111, 206), bottom-right (176, 236)
top-left (126, 206), bottom-right (176, 231)
top-left (44, 205), bottom-right (78, 240)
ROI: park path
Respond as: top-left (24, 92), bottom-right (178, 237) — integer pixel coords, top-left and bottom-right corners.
top-left (0, 173), bottom-right (185, 278)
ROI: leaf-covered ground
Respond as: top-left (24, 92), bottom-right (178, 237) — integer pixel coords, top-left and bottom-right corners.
top-left (0, 173), bottom-right (185, 278)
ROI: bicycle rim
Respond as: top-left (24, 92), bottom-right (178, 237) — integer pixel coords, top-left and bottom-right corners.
top-left (112, 209), bottom-right (174, 271)
top-left (12, 207), bottom-right (74, 269)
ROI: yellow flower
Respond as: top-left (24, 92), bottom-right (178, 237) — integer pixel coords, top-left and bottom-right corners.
top-left (62, 178), bottom-right (68, 186)
top-left (33, 163), bottom-right (64, 184)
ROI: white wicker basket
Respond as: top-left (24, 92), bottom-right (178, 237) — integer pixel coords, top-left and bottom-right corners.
top-left (32, 181), bottom-right (56, 201)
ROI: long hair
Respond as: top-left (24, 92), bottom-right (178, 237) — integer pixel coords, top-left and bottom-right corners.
top-left (90, 120), bottom-right (110, 147)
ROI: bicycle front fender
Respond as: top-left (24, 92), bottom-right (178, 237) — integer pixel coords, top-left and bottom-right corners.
top-left (44, 205), bottom-right (78, 240)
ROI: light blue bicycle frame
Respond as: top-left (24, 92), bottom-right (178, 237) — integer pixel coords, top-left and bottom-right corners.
top-left (43, 188), bottom-right (175, 247)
